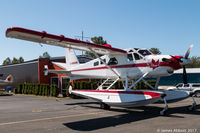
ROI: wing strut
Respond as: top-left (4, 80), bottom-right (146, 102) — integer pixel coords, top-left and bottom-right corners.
top-left (126, 72), bottom-right (149, 90)
top-left (88, 47), bottom-right (120, 78)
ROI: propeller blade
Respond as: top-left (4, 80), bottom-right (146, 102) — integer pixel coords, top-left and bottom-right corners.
top-left (185, 44), bottom-right (193, 59)
top-left (183, 65), bottom-right (187, 84)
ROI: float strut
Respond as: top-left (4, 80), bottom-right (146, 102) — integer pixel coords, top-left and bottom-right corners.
top-left (160, 97), bottom-right (168, 115)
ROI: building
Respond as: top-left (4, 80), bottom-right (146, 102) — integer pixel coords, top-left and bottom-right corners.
top-left (159, 68), bottom-right (200, 85)
top-left (0, 56), bottom-right (92, 93)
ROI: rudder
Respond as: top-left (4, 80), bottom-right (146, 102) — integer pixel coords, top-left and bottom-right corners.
top-left (65, 48), bottom-right (79, 70)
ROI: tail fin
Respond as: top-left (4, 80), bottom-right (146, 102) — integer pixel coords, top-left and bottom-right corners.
top-left (6, 75), bottom-right (14, 83)
top-left (65, 48), bottom-right (79, 70)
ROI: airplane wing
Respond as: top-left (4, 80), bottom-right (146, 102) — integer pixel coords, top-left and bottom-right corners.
top-left (6, 27), bottom-right (126, 55)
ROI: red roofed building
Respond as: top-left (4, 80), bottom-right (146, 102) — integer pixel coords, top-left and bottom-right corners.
top-left (0, 56), bottom-right (92, 94)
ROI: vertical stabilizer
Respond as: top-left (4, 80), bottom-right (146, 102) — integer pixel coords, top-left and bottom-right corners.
top-left (65, 48), bottom-right (79, 70)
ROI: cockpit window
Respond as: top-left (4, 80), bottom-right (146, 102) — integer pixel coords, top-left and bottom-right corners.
top-left (134, 53), bottom-right (142, 60)
top-left (108, 57), bottom-right (118, 65)
top-left (138, 50), bottom-right (152, 56)
top-left (127, 54), bottom-right (133, 61)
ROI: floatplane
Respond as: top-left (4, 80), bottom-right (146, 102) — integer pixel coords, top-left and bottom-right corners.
top-left (6, 27), bottom-right (196, 115)
top-left (0, 75), bottom-right (13, 86)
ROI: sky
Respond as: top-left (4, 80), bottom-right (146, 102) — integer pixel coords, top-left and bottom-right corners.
top-left (0, 0), bottom-right (200, 64)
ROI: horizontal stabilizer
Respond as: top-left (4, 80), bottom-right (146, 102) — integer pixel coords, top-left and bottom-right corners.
top-left (44, 69), bottom-right (71, 76)
top-left (44, 69), bottom-right (89, 80)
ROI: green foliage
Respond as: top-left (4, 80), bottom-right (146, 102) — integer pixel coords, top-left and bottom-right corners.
top-left (16, 80), bottom-right (156, 99)
top-left (17, 84), bottom-right (22, 94)
top-left (16, 83), bottom-right (59, 97)
top-left (85, 36), bottom-right (107, 58)
top-left (149, 48), bottom-right (161, 55)
top-left (65, 82), bottom-right (71, 97)
top-left (3, 57), bottom-right (11, 66)
top-left (34, 84), bottom-right (39, 95)
top-left (2, 57), bottom-right (24, 66)
top-left (186, 56), bottom-right (200, 68)
top-left (12, 57), bottom-right (19, 64)
top-left (39, 52), bottom-right (51, 59)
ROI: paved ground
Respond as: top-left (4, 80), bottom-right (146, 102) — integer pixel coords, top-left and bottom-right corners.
top-left (0, 95), bottom-right (199, 133)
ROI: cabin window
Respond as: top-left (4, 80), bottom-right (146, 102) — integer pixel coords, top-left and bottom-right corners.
top-left (183, 84), bottom-right (189, 87)
top-left (176, 84), bottom-right (183, 88)
top-left (127, 54), bottom-right (133, 61)
top-left (133, 53), bottom-right (142, 60)
top-left (108, 57), bottom-right (118, 65)
top-left (192, 84), bottom-right (200, 87)
top-left (100, 59), bottom-right (106, 64)
top-left (94, 61), bottom-right (99, 66)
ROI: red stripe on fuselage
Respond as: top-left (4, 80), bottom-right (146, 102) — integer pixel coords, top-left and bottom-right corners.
top-left (71, 61), bottom-right (180, 72)
top-left (71, 63), bottom-right (148, 72)
top-left (72, 90), bottom-right (161, 98)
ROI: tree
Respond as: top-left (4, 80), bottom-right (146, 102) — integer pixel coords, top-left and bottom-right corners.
top-left (85, 36), bottom-right (107, 58)
top-left (12, 57), bottom-right (19, 64)
top-left (3, 57), bottom-right (11, 66)
top-left (149, 48), bottom-right (161, 55)
top-left (2, 57), bottom-right (25, 66)
top-left (39, 52), bottom-right (51, 59)
top-left (186, 56), bottom-right (200, 68)
top-left (91, 36), bottom-right (107, 45)
top-left (18, 56), bottom-right (24, 63)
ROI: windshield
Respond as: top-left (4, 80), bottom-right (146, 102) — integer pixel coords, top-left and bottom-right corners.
top-left (138, 50), bottom-right (152, 56)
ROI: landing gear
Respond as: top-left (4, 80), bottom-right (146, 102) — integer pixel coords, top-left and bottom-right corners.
top-left (100, 102), bottom-right (111, 110)
top-left (194, 91), bottom-right (200, 98)
top-left (160, 97), bottom-right (168, 115)
top-left (188, 96), bottom-right (197, 111)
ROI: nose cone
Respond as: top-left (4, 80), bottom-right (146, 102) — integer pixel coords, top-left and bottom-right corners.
top-left (180, 58), bottom-right (191, 65)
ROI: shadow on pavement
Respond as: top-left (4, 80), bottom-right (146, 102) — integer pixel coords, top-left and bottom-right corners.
top-left (63, 101), bottom-right (200, 131)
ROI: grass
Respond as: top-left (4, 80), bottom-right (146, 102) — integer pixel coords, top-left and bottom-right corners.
top-left (0, 91), bottom-right (13, 96)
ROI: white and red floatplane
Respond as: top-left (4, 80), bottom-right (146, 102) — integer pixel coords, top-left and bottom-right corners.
top-left (6, 27), bottom-right (196, 115)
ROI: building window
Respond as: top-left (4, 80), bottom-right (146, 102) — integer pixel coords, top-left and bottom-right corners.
top-left (61, 77), bottom-right (70, 95)
top-left (61, 77), bottom-right (70, 90)
top-left (51, 77), bottom-right (59, 88)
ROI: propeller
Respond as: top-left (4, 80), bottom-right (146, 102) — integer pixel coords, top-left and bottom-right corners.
top-left (182, 44), bottom-right (193, 84)
top-left (162, 45), bottom-right (193, 84)
top-left (185, 45), bottom-right (193, 59)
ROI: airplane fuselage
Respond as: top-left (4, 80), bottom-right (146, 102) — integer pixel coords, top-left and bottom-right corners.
top-left (69, 49), bottom-right (182, 80)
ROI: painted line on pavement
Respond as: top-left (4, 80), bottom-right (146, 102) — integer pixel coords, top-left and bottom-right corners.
top-left (0, 111), bottom-right (106, 126)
